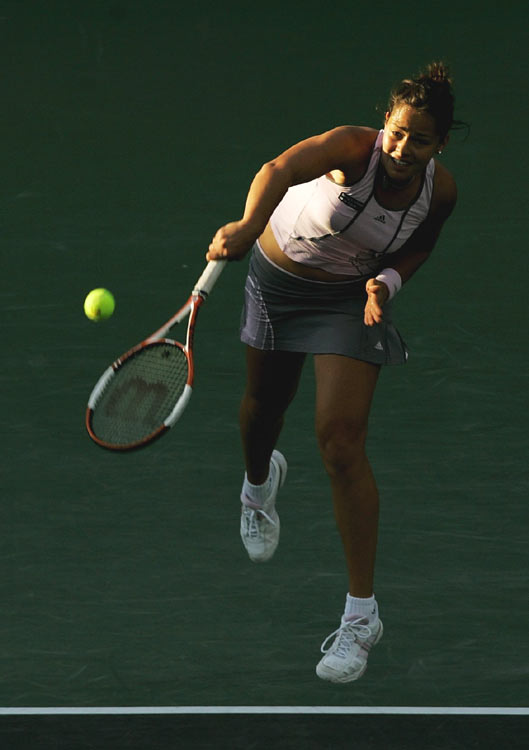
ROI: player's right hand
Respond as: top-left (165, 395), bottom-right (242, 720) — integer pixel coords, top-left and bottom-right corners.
top-left (206, 220), bottom-right (257, 262)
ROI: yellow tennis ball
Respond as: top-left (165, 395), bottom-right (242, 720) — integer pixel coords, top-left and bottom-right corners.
top-left (84, 288), bottom-right (115, 321)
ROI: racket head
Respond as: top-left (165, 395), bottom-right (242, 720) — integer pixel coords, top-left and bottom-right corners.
top-left (86, 339), bottom-right (193, 451)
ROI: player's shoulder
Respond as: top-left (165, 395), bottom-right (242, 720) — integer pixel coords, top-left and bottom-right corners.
top-left (325, 125), bottom-right (379, 152)
top-left (320, 126), bottom-right (379, 178)
top-left (432, 158), bottom-right (457, 218)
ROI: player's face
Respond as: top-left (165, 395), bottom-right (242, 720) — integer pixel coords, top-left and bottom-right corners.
top-left (381, 105), bottom-right (446, 186)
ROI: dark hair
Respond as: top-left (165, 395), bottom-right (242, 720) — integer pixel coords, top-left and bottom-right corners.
top-left (387, 62), bottom-right (456, 141)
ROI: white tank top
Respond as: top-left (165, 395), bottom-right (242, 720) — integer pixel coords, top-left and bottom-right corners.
top-left (269, 130), bottom-right (435, 277)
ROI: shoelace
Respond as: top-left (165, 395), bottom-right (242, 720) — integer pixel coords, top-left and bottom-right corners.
top-left (320, 617), bottom-right (373, 656)
top-left (242, 506), bottom-right (277, 540)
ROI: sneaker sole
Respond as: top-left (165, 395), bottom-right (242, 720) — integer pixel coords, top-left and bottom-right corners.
top-left (271, 449), bottom-right (287, 489)
top-left (315, 621), bottom-right (384, 683)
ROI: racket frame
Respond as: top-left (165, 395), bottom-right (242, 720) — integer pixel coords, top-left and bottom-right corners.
top-left (85, 259), bottom-right (226, 451)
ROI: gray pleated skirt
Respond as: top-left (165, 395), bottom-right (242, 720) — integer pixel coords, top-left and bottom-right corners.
top-left (240, 244), bottom-right (408, 365)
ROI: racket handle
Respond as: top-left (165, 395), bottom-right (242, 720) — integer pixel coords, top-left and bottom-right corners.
top-left (193, 259), bottom-right (227, 297)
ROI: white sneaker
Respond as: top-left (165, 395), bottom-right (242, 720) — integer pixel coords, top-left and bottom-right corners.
top-left (316, 616), bottom-right (383, 683)
top-left (240, 450), bottom-right (287, 563)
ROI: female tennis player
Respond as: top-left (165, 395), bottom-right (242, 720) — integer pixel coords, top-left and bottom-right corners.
top-left (207, 62), bottom-right (458, 683)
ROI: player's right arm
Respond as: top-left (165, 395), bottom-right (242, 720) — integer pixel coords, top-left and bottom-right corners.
top-left (207, 127), bottom-right (375, 261)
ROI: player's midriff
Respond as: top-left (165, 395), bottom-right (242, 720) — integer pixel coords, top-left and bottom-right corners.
top-left (259, 223), bottom-right (359, 282)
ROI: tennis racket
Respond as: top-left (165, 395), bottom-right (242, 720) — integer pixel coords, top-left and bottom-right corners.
top-left (86, 259), bottom-right (226, 451)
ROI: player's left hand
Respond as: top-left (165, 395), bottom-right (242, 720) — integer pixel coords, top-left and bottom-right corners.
top-left (364, 278), bottom-right (389, 326)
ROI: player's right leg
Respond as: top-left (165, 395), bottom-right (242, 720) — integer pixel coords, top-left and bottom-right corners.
top-left (239, 346), bottom-right (305, 562)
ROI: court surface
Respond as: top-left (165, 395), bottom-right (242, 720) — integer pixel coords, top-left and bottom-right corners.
top-left (2, 0), bottom-right (528, 747)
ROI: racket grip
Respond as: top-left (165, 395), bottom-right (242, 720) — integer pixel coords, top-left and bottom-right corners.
top-left (193, 259), bottom-right (227, 296)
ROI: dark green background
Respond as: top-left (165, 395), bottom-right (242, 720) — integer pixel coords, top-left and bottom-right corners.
top-left (2, 0), bottom-right (528, 710)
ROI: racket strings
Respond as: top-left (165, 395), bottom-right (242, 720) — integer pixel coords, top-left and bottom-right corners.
top-left (90, 342), bottom-right (189, 446)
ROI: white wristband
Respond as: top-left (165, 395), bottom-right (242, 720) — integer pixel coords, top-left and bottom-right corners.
top-left (375, 268), bottom-right (402, 301)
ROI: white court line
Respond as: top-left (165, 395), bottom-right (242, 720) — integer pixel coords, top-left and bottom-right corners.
top-left (0, 707), bottom-right (527, 716)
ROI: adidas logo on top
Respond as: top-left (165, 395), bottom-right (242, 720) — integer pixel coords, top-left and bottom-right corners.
top-left (373, 214), bottom-right (386, 223)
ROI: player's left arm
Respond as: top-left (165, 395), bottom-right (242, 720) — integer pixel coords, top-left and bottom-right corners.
top-left (364, 166), bottom-right (457, 325)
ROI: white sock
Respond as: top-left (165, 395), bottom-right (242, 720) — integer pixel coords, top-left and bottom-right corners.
top-left (241, 464), bottom-right (274, 506)
top-left (344, 593), bottom-right (379, 624)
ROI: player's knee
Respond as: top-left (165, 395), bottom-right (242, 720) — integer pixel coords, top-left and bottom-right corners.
top-left (317, 421), bottom-right (368, 479)
top-left (241, 390), bottom-right (287, 424)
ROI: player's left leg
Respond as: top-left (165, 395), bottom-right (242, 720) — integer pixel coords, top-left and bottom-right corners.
top-left (238, 346), bottom-right (306, 562)
top-left (313, 354), bottom-right (383, 682)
